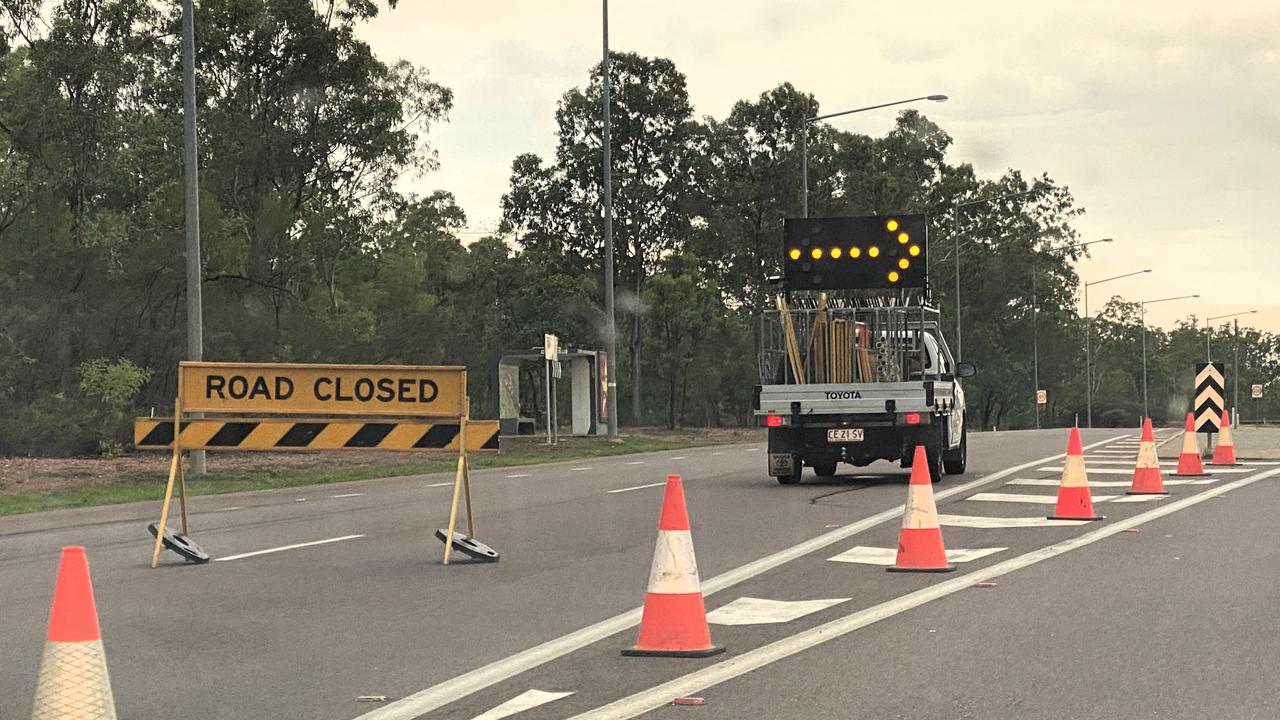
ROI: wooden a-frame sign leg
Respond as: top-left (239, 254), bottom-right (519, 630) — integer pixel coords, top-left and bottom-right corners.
top-left (442, 403), bottom-right (477, 565)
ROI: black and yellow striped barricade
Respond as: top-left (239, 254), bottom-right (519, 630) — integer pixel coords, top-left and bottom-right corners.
top-left (135, 362), bottom-right (500, 568)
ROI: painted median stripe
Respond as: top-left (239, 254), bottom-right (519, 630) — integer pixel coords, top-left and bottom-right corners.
top-left (1038, 466), bottom-right (1250, 475)
top-left (937, 514), bottom-right (1088, 529)
top-left (967, 492), bottom-right (1120, 504)
top-left (828, 546), bottom-right (1004, 565)
top-left (348, 435), bottom-right (1125, 720)
top-left (565, 466), bottom-right (1280, 720)
top-left (214, 534), bottom-right (365, 562)
top-left (471, 690), bottom-right (574, 720)
top-left (706, 597), bottom-right (849, 626)
top-left (608, 482), bottom-right (667, 494)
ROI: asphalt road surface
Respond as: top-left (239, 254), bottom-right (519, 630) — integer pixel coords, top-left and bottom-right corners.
top-left (2, 428), bottom-right (1278, 720)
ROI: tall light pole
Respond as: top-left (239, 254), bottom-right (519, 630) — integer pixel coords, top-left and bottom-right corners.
top-left (1205, 310), bottom-right (1256, 361)
top-left (600, 0), bottom-right (618, 438)
top-left (800, 94), bottom-right (947, 217)
top-left (1138, 293), bottom-right (1198, 421)
top-left (950, 187), bottom-right (1046, 361)
top-left (181, 0), bottom-right (205, 475)
top-left (1083, 267), bottom-right (1150, 428)
top-left (1032, 237), bottom-right (1113, 428)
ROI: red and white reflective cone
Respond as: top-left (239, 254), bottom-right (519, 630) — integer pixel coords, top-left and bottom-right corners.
top-left (1048, 426), bottom-right (1105, 521)
top-left (31, 547), bottom-right (118, 720)
top-left (623, 475), bottom-right (724, 658)
top-left (1128, 417), bottom-right (1169, 495)
top-left (888, 445), bottom-right (955, 573)
top-left (1174, 412), bottom-right (1209, 477)
top-left (1211, 410), bottom-right (1241, 466)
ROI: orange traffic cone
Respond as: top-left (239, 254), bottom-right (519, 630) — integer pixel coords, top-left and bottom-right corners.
top-left (1128, 417), bottom-right (1169, 495)
top-left (1049, 426), bottom-right (1104, 521)
top-left (31, 547), bottom-right (118, 720)
top-left (1173, 412), bottom-right (1209, 476)
top-left (1211, 410), bottom-right (1241, 466)
top-left (888, 445), bottom-right (955, 572)
top-left (623, 475), bottom-right (724, 658)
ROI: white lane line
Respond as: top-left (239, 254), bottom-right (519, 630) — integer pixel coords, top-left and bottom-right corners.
top-left (938, 514), bottom-right (1089, 529)
top-left (505, 473), bottom-right (532, 478)
top-left (624, 461), bottom-right (645, 466)
top-left (669, 457), bottom-right (686, 461)
top-left (214, 534), bottom-right (365, 562)
top-left (828, 546), bottom-right (1005, 565)
top-left (1039, 466), bottom-right (1249, 475)
top-left (349, 435), bottom-right (1125, 720)
top-left (472, 690), bottom-right (575, 720)
top-left (567, 466), bottom-right (1280, 720)
top-left (426, 481), bottom-right (454, 488)
top-left (1110, 494), bottom-right (1168, 503)
top-left (331, 493), bottom-right (365, 499)
top-left (746, 448), bottom-right (760, 452)
top-left (294, 498), bottom-right (307, 502)
top-left (572, 467), bottom-right (594, 471)
top-left (711, 452), bottom-right (725, 456)
top-left (707, 597), bottom-right (849, 626)
top-left (607, 482), bottom-right (666, 494)
top-left (204, 506), bottom-right (244, 513)
top-left (967, 492), bottom-right (1120, 504)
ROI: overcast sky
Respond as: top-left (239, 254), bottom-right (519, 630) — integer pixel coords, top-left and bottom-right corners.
top-left (357, 0), bottom-right (1279, 335)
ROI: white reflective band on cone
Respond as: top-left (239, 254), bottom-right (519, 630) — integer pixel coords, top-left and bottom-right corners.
top-left (902, 485), bottom-right (940, 529)
top-left (646, 530), bottom-right (701, 595)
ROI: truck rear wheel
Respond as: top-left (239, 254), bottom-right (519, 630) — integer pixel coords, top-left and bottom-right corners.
top-left (943, 426), bottom-right (967, 475)
top-left (926, 442), bottom-right (944, 483)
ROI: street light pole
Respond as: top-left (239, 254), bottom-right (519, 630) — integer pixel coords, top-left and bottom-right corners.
top-left (181, 0), bottom-right (205, 476)
top-left (1137, 293), bottom-right (1198, 420)
top-left (1083, 267), bottom-right (1151, 428)
top-left (601, 0), bottom-right (618, 438)
top-left (1204, 310), bottom-right (1258, 425)
top-left (1032, 237), bottom-right (1113, 428)
top-left (1205, 310), bottom-right (1258, 362)
top-left (800, 94), bottom-right (947, 217)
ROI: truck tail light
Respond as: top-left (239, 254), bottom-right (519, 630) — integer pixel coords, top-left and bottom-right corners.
top-left (765, 414), bottom-right (784, 428)
top-left (904, 412), bottom-right (922, 425)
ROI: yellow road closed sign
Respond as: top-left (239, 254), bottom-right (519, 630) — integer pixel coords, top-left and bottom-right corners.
top-left (179, 362), bottom-right (466, 417)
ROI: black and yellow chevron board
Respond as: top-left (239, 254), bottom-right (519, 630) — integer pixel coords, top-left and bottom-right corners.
top-left (1193, 362), bottom-right (1225, 433)
top-left (134, 418), bottom-right (500, 452)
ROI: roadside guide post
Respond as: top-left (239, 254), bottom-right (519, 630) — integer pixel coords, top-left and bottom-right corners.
top-left (136, 362), bottom-right (500, 567)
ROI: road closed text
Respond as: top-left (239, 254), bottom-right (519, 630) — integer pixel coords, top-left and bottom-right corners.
top-left (179, 362), bottom-right (465, 417)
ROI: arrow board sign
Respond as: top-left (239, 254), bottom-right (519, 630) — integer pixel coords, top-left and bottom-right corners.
top-left (1194, 362), bottom-right (1225, 434)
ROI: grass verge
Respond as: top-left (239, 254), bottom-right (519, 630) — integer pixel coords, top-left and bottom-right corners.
top-left (0, 429), bottom-right (761, 517)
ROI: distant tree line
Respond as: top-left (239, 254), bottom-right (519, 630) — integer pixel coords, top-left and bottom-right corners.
top-left (0, 0), bottom-right (1275, 455)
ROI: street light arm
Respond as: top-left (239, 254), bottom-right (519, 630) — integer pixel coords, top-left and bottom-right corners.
top-left (807, 94), bottom-right (946, 124)
top-left (954, 186), bottom-right (1050, 212)
top-left (1140, 294), bottom-right (1198, 307)
top-left (1206, 310), bottom-right (1258, 323)
top-left (1086, 268), bottom-right (1152, 288)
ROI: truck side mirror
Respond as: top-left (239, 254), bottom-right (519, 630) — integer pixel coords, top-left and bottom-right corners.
top-left (955, 362), bottom-right (977, 378)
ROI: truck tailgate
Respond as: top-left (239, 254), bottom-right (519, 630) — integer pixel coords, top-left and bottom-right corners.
top-left (755, 382), bottom-right (953, 415)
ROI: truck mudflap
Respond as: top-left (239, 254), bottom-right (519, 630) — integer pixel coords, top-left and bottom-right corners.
top-left (768, 452), bottom-right (796, 476)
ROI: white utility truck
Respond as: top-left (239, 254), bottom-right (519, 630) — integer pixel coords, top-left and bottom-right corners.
top-left (753, 214), bottom-right (974, 484)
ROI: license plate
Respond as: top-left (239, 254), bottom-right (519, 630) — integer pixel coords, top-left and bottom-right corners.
top-left (827, 428), bottom-right (864, 442)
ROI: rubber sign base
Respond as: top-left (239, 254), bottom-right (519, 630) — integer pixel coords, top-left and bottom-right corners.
top-left (434, 529), bottom-right (500, 563)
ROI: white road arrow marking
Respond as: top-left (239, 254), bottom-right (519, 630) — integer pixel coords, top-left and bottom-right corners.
top-left (707, 597), bottom-right (849, 626)
top-left (471, 690), bottom-right (574, 720)
top-left (827, 546), bottom-right (1004, 566)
